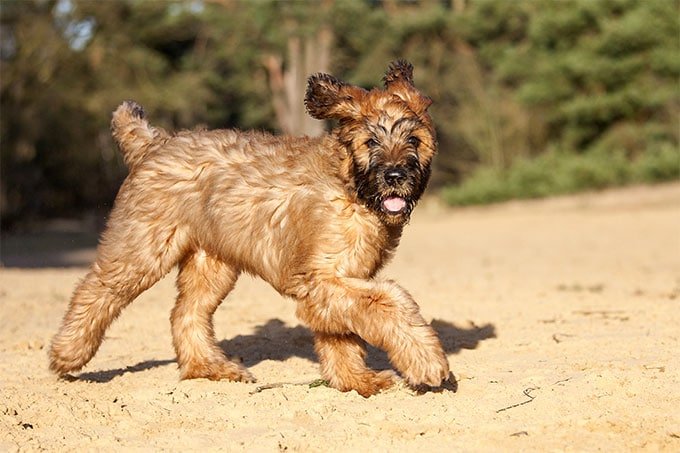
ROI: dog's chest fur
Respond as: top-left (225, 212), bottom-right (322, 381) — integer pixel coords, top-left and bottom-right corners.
top-left (321, 200), bottom-right (401, 279)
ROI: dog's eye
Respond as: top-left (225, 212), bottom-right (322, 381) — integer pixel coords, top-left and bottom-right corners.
top-left (365, 138), bottom-right (379, 148)
top-left (407, 136), bottom-right (420, 148)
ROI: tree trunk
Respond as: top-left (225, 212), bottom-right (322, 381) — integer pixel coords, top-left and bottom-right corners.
top-left (264, 26), bottom-right (332, 137)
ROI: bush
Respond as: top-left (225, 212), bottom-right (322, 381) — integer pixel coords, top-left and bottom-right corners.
top-left (442, 148), bottom-right (679, 206)
top-left (632, 145), bottom-right (680, 183)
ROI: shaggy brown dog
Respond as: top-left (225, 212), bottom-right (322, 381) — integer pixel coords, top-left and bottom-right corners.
top-left (49, 60), bottom-right (450, 397)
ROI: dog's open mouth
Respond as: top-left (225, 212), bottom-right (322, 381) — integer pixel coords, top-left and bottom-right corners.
top-left (381, 196), bottom-right (407, 214)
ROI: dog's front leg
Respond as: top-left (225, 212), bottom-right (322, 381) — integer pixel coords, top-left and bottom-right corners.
top-left (313, 332), bottom-right (397, 397)
top-left (297, 278), bottom-right (449, 392)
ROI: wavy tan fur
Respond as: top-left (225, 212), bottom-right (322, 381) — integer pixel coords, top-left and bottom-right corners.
top-left (49, 60), bottom-right (449, 397)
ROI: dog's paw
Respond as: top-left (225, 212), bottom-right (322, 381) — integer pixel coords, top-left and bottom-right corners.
top-left (332, 370), bottom-right (397, 398)
top-left (399, 341), bottom-right (450, 389)
top-left (355, 370), bottom-right (398, 397)
top-left (412, 372), bottom-right (457, 394)
top-left (181, 359), bottom-right (256, 383)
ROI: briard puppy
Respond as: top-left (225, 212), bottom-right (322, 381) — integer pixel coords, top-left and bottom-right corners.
top-left (49, 60), bottom-right (450, 397)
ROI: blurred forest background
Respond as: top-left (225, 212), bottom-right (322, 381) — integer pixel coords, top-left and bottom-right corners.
top-left (1, 0), bottom-right (678, 232)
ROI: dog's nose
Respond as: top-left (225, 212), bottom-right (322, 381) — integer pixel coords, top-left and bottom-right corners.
top-left (384, 168), bottom-right (407, 186)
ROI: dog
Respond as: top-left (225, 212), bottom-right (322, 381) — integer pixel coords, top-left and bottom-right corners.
top-left (49, 60), bottom-right (450, 397)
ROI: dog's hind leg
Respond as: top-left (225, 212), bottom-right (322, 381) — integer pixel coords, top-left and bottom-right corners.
top-left (48, 219), bottom-right (186, 376)
top-left (171, 251), bottom-right (254, 382)
top-left (314, 332), bottom-right (396, 397)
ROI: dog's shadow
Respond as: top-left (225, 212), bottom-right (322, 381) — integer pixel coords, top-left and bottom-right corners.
top-left (220, 318), bottom-right (496, 370)
top-left (76, 318), bottom-right (495, 383)
top-left (76, 359), bottom-right (175, 383)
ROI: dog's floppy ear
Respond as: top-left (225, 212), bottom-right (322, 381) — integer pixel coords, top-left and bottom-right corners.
top-left (383, 60), bottom-right (433, 115)
top-left (305, 73), bottom-right (365, 121)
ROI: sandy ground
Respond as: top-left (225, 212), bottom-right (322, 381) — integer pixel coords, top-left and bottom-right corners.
top-left (1, 183), bottom-right (679, 452)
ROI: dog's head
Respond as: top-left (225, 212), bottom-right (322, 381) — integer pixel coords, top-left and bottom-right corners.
top-left (305, 60), bottom-right (436, 226)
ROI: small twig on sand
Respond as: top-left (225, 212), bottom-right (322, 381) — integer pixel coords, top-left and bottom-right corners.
top-left (572, 310), bottom-right (629, 321)
top-left (250, 382), bottom-right (286, 394)
top-left (553, 377), bottom-right (573, 385)
top-left (496, 387), bottom-right (538, 413)
top-left (249, 379), bottom-right (329, 395)
top-left (552, 333), bottom-right (575, 343)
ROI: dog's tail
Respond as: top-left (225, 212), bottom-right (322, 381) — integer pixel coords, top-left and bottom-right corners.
top-left (111, 101), bottom-right (168, 169)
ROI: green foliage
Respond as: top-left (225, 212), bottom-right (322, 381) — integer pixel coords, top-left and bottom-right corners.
top-left (1, 0), bottom-right (678, 228)
top-left (632, 145), bottom-right (680, 183)
top-left (442, 147), bottom-right (679, 206)
top-left (1, 0), bottom-right (282, 227)
top-left (488, 0), bottom-right (680, 153)
top-left (439, 0), bottom-right (679, 205)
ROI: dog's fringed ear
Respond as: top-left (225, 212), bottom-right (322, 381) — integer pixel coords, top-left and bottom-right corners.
top-left (305, 73), bottom-right (365, 121)
top-left (383, 59), bottom-right (415, 86)
top-left (383, 60), bottom-right (433, 115)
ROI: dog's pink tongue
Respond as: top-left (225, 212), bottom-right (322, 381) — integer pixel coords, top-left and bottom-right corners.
top-left (383, 196), bottom-right (406, 213)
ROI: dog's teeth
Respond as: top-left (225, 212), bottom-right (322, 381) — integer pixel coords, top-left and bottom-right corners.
top-left (383, 197), bottom-right (406, 213)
